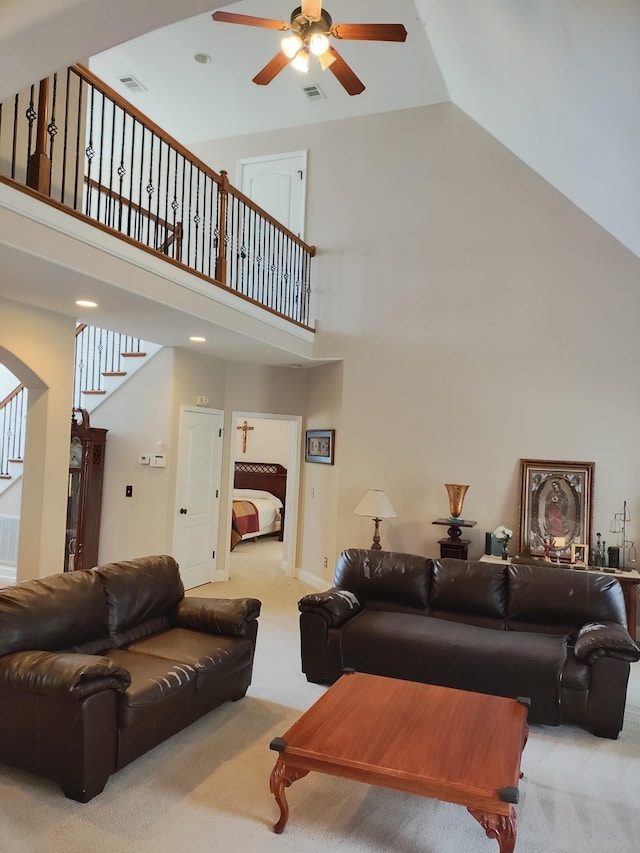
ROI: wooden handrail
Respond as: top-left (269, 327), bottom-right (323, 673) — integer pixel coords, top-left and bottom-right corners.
top-left (0, 383), bottom-right (25, 410)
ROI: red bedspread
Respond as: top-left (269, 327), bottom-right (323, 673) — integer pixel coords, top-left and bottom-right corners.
top-left (232, 500), bottom-right (260, 537)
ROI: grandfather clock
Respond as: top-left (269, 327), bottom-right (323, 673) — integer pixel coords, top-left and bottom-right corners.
top-left (65, 408), bottom-right (107, 572)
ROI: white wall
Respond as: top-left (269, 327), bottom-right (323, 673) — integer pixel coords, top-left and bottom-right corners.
top-left (0, 364), bottom-right (18, 399)
top-left (193, 102), bottom-right (640, 586)
top-left (0, 298), bottom-right (75, 579)
top-left (234, 416), bottom-right (290, 466)
top-left (415, 0), bottom-right (640, 260)
top-left (95, 347), bottom-right (175, 564)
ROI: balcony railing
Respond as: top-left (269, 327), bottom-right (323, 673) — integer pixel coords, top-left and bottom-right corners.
top-left (0, 65), bottom-right (315, 328)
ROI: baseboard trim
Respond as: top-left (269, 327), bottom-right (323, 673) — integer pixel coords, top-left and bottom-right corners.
top-left (296, 568), bottom-right (327, 590)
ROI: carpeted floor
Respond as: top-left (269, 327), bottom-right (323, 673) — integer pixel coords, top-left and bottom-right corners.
top-left (2, 540), bottom-right (639, 852)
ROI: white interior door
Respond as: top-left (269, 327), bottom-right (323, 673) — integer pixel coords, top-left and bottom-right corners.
top-left (238, 150), bottom-right (307, 239)
top-left (173, 406), bottom-right (223, 589)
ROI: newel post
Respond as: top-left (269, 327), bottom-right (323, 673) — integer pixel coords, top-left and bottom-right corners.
top-left (27, 78), bottom-right (52, 195)
top-left (215, 170), bottom-right (228, 285)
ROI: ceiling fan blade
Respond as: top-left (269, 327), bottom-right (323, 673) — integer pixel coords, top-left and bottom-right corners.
top-left (331, 23), bottom-right (408, 42)
top-left (301, 0), bottom-right (322, 21)
top-left (326, 47), bottom-right (365, 96)
top-left (211, 11), bottom-right (289, 31)
top-left (253, 52), bottom-right (291, 86)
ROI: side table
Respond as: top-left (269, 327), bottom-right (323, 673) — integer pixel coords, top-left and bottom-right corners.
top-left (432, 518), bottom-right (477, 561)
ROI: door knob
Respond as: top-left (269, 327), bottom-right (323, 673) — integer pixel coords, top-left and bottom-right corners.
top-left (179, 507), bottom-right (187, 514)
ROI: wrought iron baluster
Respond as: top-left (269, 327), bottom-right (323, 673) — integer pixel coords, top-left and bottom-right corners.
top-left (73, 72), bottom-right (83, 210)
top-left (11, 93), bottom-right (19, 180)
top-left (155, 134), bottom-right (163, 250)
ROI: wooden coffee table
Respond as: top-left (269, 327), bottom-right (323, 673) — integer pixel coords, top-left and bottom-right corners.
top-left (269, 671), bottom-right (528, 852)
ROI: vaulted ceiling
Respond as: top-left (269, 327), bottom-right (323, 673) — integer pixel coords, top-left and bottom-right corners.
top-left (1, 0), bottom-right (638, 261)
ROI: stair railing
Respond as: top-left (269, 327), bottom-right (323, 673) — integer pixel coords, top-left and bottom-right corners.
top-left (73, 324), bottom-right (147, 410)
top-left (0, 65), bottom-right (315, 328)
top-left (0, 385), bottom-right (27, 476)
top-left (0, 326), bottom-right (147, 482)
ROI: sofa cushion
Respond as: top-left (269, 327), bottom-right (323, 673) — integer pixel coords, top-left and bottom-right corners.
top-left (430, 559), bottom-right (507, 628)
top-left (97, 556), bottom-right (184, 646)
top-left (127, 628), bottom-right (254, 690)
top-left (341, 610), bottom-right (568, 724)
top-left (104, 648), bottom-right (196, 729)
top-left (334, 549), bottom-right (431, 611)
top-left (507, 564), bottom-right (628, 633)
top-left (0, 570), bottom-right (109, 656)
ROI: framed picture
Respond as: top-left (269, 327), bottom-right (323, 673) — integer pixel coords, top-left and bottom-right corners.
top-left (571, 543), bottom-right (589, 566)
top-left (305, 429), bottom-right (335, 465)
top-left (519, 459), bottom-right (594, 562)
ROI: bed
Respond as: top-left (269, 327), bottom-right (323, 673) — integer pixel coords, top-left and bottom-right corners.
top-left (231, 462), bottom-right (287, 550)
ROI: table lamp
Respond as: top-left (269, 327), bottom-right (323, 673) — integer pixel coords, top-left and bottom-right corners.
top-left (354, 489), bottom-right (397, 550)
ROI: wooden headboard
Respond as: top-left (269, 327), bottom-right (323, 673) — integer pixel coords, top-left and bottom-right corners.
top-left (233, 461), bottom-right (287, 506)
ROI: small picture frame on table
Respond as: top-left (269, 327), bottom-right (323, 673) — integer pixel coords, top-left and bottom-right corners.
top-left (571, 543), bottom-right (589, 566)
top-left (305, 429), bottom-right (335, 465)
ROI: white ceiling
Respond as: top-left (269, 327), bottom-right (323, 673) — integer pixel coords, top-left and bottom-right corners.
top-left (89, 0), bottom-right (448, 146)
top-left (0, 0), bottom-right (638, 370)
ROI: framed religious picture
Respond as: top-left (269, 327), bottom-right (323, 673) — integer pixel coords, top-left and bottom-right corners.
top-left (305, 429), bottom-right (335, 465)
top-left (518, 459), bottom-right (594, 562)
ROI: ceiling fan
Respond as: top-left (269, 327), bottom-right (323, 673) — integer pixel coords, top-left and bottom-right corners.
top-left (211, 1), bottom-right (407, 96)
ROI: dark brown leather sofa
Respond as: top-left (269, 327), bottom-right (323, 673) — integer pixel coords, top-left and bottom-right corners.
top-left (299, 549), bottom-right (640, 738)
top-left (0, 555), bottom-right (260, 801)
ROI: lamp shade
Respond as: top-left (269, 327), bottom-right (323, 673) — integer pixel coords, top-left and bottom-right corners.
top-left (353, 490), bottom-right (397, 519)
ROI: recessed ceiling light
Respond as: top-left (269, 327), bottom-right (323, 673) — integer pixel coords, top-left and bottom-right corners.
top-left (190, 336), bottom-right (206, 342)
top-left (75, 299), bottom-right (98, 308)
top-left (194, 53), bottom-right (211, 64)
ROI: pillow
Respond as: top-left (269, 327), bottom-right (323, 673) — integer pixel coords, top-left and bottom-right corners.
top-left (233, 488), bottom-right (283, 508)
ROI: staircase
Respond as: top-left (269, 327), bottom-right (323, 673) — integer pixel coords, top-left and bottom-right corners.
top-left (0, 326), bottom-right (161, 580)
top-left (72, 325), bottom-right (161, 414)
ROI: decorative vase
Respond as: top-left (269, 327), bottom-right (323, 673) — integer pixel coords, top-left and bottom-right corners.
top-left (501, 541), bottom-right (509, 560)
top-left (445, 483), bottom-right (470, 520)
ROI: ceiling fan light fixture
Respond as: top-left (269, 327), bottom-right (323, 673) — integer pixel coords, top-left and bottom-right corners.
top-left (291, 48), bottom-right (310, 73)
top-left (319, 50), bottom-right (336, 71)
top-left (281, 34), bottom-right (303, 59)
top-left (309, 32), bottom-right (329, 56)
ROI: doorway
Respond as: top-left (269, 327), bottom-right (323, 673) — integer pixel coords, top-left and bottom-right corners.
top-left (226, 411), bottom-right (301, 581)
top-left (173, 405), bottom-right (224, 589)
top-left (238, 150), bottom-right (307, 239)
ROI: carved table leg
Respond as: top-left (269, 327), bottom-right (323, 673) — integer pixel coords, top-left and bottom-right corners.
top-left (468, 806), bottom-right (517, 853)
top-left (269, 760), bottom-right (309, 833)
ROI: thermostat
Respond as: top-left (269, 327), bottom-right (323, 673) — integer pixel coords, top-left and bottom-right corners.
top-left (150, 453), bottom-right (167, 468)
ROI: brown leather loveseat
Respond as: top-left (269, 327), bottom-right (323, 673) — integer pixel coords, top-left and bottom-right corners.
top-left (298, 549), bottom-right (640, 738)
top-left (0, 555), bottom-right (260, 801)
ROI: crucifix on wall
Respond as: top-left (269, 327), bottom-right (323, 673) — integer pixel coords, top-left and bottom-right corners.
top-left (237, 419), bottom-right (254, 454)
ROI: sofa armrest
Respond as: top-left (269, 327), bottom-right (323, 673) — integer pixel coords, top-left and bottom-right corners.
top-left (573, 621), bottom-right (640, 664)
top-left (172, 597), bottom-right (261, 638)
top-left (0, 650), bottom-right (131, 700)
top-left (298, 588), bottom-right (362, 627)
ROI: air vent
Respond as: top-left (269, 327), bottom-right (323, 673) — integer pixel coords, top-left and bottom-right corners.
top-left (117, 74), bottom-right (147, 93)
top-left (302, 84), bottom-right (326, 101)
